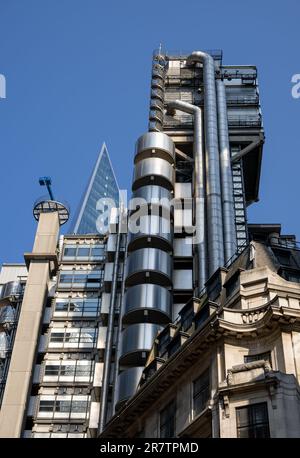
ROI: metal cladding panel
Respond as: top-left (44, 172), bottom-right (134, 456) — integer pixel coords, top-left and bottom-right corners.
top-left (174, 209), bottom-right (193, 233)
top-left (128, 215), bottom-right (173, 248)
top-left (89, 402), bottom-right (100, 430)
top-left (174, 182), bottom-right (192, 199)
top-left (116, 366), bottom-right (144, 405)
top-left (106, 233), bottom-right (117, 253)
top-left (133, 158), bottom-right (175, 190)
top-left (174, 237), bottom-right (193, 257)
top-left (135, 132), bottom-right (175, 163)
top-left (0, 281), bottom-right (22, 299)
top-left (120, 323), bottom-right (163, 358)
top-left (132, 185), bottom-right (172, 205)
top-left (93, 362), bottom-right (104, 387)
top-left (124, 284), bottom-right (172, 318)
top-left (104, 262), bottom-right (114, 282)
top-left (125, 247), bottom-right (172, 283)
top-left (97, 327), bottom-right (107, 349)
top-left (173, 269), bottom-right (193, 290)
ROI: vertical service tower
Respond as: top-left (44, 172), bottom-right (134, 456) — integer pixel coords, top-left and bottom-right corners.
top-left (0, 196), bottom-right (69, 437)
top-left (115, 48), bottom-right (264, 408)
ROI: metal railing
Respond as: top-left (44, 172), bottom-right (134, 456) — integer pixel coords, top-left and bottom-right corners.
top-left (164, 114), bottom-right (262, 128)
top-left (226, 96), bottom-right (259, 106)
top-left (220, 71), bottom-right (257, 80)
top-left (228, 116), bottom-right (262, 127)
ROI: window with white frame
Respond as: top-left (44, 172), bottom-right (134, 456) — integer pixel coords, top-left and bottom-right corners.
top-left (63, 245), bottom-right (105, 261)
top-left (58, 270), bottom-right (104, 289)
top-left (54, 297), bottom-right (101, 317)
top-left (48, 328), bottom-right (97, 349)
top-left (37, 394), bottom-right (90, 420)
top-left (43, 360), bottom-right (94, 383)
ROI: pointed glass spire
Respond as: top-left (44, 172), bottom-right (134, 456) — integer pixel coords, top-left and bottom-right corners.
top-left (71, 143), bottom-right (119, 234)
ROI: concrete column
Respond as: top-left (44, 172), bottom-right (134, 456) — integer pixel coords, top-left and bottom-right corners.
top-left (0, 212), bottom-right (59, 437)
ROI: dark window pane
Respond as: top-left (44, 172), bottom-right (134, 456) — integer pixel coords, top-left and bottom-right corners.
top-left (73, 275), bottom-right (86, 283)
top-left (55, 301), bottom-right (69, 311)
top-left (244, 352), bottom-right (271, 367)
top-left (193, 369), bottom-right (210, 416)
top-left (60, 275), bottom-right (73, 283)
top-left (91, 247), bottom-right (104, 257)
top-left (160, 400), bottom-right (176, 438)
top-left (236, 403), bottom-right (270, 438)
top-left (39, 401), bottom-right (54, 412)
top-left (77, 247), bottom-right (90, 257)
top-left (50, 333), bottom-right (64, 342)
top-left (45, 365), bottom-right (60, 375)
top-left (64, 247), bottom-right (76, 257)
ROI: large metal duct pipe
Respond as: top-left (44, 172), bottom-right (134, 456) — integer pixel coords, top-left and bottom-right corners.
top-left (167, 100), bottom-right (207, 291)
top-left (186, 51), bottom-right (224, 275)
top-left (99, 212), bottom-right (122, 433)
top-left (216, 79), bottom-right (237, 261)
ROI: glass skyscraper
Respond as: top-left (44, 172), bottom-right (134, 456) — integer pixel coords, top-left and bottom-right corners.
top-left (71, 143), bottom-right (119, 234)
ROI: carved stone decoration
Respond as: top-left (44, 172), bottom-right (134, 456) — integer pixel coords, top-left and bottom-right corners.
top-left (223, 395), bottom-right (230, 418)
top-left (268, 383), bottom-right (277, 409)
top-left (227, 370), bottom-right (234, 385)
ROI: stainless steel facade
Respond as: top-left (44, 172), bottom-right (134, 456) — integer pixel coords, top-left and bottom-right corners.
top-left (119, 323), bottom-right (164, 365)
top-left (123, 284), bottom-right (172, 324)
top-left (0, 47), bottom-right (265, 437)
top-left (114, 48), bottom-right (264, 411)
top-left (116, 131), bottom-right (175, 408)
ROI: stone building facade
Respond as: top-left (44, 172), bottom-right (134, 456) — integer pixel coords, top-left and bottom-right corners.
top-left (102, 225), bottom-right (300, 438)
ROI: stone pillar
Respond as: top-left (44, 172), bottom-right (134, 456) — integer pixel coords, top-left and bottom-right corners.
top-left (0, 211), bottom-right (59, 437)
top-left (281, 331), bottom-right (297, 376)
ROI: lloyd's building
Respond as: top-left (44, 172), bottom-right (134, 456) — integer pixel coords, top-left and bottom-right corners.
top-left (1, 49), bottom-right (300, 438)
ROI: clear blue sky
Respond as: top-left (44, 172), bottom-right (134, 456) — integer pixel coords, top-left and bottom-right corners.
top-left (0, 0), bottom-right (299, 263)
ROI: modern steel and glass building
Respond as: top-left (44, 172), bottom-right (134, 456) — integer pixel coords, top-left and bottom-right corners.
top-left (114, 48), bottom-right (264, 410)
top-left (0, 264), bottom-right (27, 405)
top-left (1, 48), bottom-right (300, 439)
top-left (71, 143), bottom-right (119, 235)
top-left (0, 194), bottom-right (125, 437)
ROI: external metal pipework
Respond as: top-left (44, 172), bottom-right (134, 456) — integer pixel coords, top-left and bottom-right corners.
top-left (167, 100), bottom-right (207, 291)
top-left (99, 212), bottom-right (122, 433)
top-left (216, 79), bottom-right (237, 261)
top-left (186, 51), bottom-right (224, 276)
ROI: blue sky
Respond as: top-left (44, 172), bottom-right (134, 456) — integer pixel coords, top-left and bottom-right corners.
top-left (0, 0), bottom-right (299, 263)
